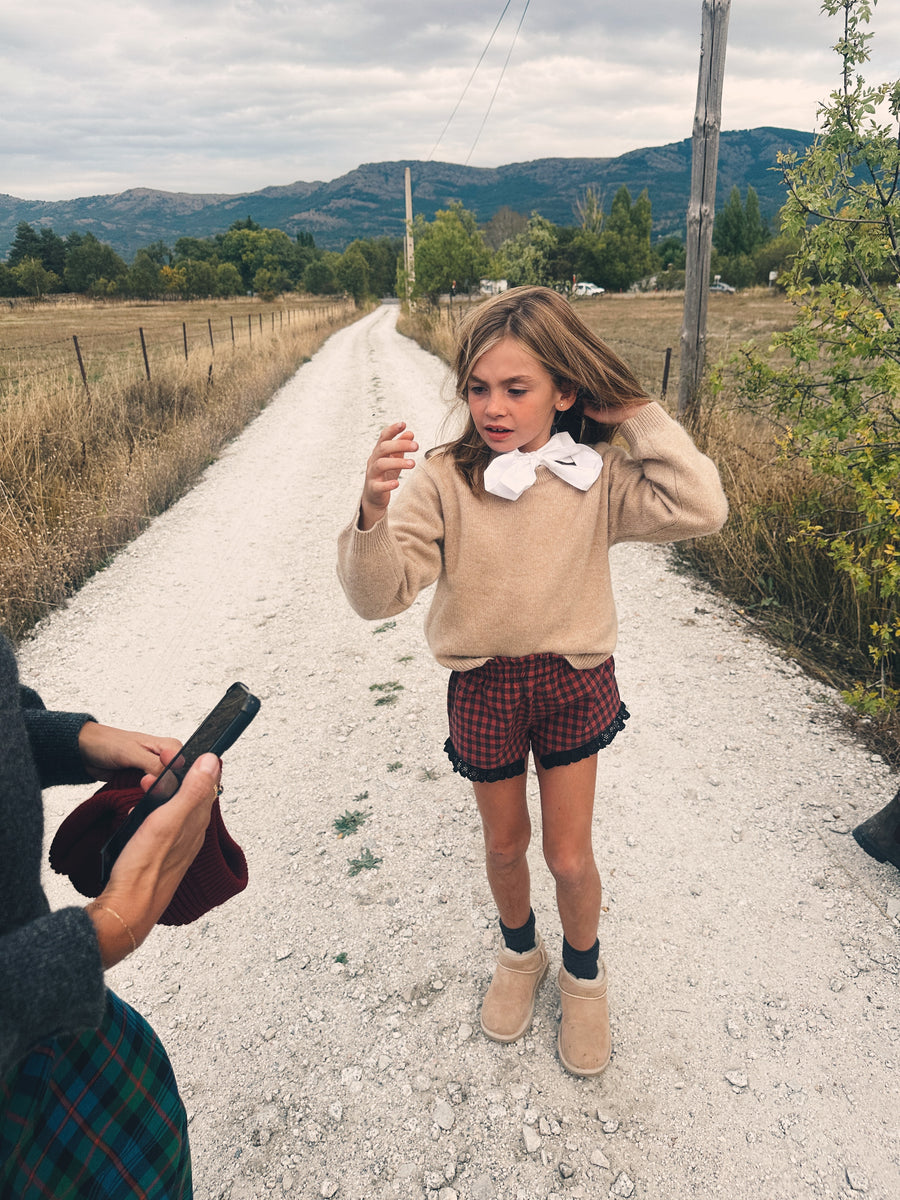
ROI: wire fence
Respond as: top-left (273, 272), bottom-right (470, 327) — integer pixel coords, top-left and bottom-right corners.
top-left (0, 299), bottom-right (352, 397)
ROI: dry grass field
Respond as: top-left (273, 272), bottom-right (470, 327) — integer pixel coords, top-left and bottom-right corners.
top-left (0, 294), bottom-right (362, 639)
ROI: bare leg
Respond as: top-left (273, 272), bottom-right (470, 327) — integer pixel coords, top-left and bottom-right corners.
top-left (472, 770), bottom-right (532, 929)
top-left (535, 755), bottom-right (601, 951)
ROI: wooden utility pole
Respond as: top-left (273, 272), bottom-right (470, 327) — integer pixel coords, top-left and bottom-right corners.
top-left (678, 0), bottom-right (731, 418)
top-left (404, 167), bottom-right (415, 304)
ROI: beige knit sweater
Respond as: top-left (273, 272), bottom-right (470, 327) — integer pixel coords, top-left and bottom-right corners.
top-left (337, 402), bottom-right (728, 671)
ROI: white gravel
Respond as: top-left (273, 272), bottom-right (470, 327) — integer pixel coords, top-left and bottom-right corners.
top-left (24, 304), bottom-right (900, 1200)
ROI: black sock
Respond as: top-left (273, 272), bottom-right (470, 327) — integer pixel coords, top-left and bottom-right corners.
top-left (562, 936), bottom-right (599, 980)
top-left (499, 909), bottom-right (536, 953)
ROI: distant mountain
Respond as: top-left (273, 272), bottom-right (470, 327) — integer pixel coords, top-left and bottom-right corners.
top-left (0, 127), bottom-right (813, 261)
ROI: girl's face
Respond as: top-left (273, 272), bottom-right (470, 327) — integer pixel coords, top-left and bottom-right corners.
top-left (466, 337), bottom-right (574, 454)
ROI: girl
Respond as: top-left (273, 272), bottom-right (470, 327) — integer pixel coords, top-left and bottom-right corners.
top-left (337, 287), bottom-right (727, 1076)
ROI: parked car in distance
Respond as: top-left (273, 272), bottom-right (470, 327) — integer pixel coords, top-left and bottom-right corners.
top-left (709, 281), bottom-right (736, 293)
top-left (573, 281), bottom-right (605, 296)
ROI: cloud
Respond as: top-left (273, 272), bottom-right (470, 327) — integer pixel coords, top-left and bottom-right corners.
top-left (1, 0), bottom-right (898, 200)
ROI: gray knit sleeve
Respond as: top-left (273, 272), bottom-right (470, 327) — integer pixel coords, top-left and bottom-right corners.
top-left (21, 709), bottom-right (96, 789)
top-left (0, 907), bottom-right (107, 1077)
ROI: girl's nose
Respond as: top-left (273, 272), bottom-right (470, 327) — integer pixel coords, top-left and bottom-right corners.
top-left (484, 388), bottom-right (506, 416)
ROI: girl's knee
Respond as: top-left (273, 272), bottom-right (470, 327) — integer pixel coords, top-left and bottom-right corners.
top-left (544, 846), bottom-right (597, 889)
top-left (484, 830), bottom-right (531, 872)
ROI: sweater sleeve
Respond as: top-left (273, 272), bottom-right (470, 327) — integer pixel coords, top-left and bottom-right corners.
top-left (22, 709), bottom-right (96, 789)
top-left (336, 463), bottom-right (445, 620)
top-left (0, 908), bottom-right (106, 1078)
top-left (605, 401), bottom-right (728, 544)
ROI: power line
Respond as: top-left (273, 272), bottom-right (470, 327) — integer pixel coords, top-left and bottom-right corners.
top-left (464, 0), bottom-right (532, 167)
top-left (426, 0), bottom-right (514, 163)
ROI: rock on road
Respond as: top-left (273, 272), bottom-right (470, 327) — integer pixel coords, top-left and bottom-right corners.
top-left (26, 305), bottom-right (900, 1200)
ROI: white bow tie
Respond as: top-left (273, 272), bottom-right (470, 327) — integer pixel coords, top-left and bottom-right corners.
top-left (483, 431), bottom-right (603, 501)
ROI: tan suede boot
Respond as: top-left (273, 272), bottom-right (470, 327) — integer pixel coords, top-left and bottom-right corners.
top-left (557, 961), bottom-right (611, 1076)
top-left (479, 933), bottom-right (549, 1043)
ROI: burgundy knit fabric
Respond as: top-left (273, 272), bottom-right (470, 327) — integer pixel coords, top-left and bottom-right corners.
top-left (48, 770), bottom-right (248, 926)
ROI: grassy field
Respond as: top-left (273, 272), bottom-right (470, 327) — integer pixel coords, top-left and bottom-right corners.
top-left (399, 290), bottom-right (899, 765)
top-left (0, 294), bottom-right (362, 640)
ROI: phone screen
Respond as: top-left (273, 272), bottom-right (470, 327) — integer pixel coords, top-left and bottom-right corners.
top-left (98, 682), bottom-right (260, 886)
top-left (144, 683), bottom-right (259, 803)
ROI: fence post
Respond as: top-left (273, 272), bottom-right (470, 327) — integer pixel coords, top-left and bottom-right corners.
top-left (72, 336), bottom-right (91, 404)
top-left (208, 318), bottom-right (214, 353)
top-left (248, 314), bottom-right (252, 343)
top-left (139, 328), bottom-right (151, 381)
top-left (258, 313), bottom-right (263, 334)
top-left (230, 316), bottom-right (235, 347)
top-left (182, 322), bottom-right (189, 361)
top-left (661, 347), bottom-right (672, 399)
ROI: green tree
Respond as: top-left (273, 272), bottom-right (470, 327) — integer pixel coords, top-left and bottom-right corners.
top-left (216, 262), bottom-right (244, 296)
top-left (741, 0), bottom-right (900, 706)
top-left (174, 236), bottom-right (220, 264)
top-left (12, 257), bottom-right (60, 298)
top-left (413, 202), bottom-right (490, 298)
top-left (336, 245), bottom-right (370, 304)
top-left (6, 222), bottom-right (43, 268)
top-left (492, 213), bottom-right (559, 288)
top-left (63, 233), bottom-right (127, 293)
top-left (597, 186), bottom-right (655, 291)
top-left (252, 266), bottom-right (290, 300)
top-left (181, 259), bottom-right (218, 298)
top-left (126, 250), bottom-right (162, 299)
top-left (143, 239), bottom-right (173, 266)
top-left (0, 263), bottom-right (20, 297)
top-left (349, 237), bottom-right (401, 297)
top-left (654, 236), bottom-right (686, 271)
top-left (302, 255), bottom-right (339, 294)
top-left (37, 228), bottom-right (68, 279)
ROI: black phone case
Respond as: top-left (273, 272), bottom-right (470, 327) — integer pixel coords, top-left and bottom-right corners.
top-left (98, 683), bottom-right (260, 887)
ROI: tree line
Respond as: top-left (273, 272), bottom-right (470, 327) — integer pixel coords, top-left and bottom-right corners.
top-left (0, 217), bottom-right (401, 303)
top-left (405, 183), bottom-right (800, 300)
top-left (2, 184), bottom-right (797, 305)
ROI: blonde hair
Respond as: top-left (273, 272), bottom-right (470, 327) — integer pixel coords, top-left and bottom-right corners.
top-left (436, 286), bottom-right (650, 492)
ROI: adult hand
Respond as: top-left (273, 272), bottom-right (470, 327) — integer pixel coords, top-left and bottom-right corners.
top-left (86, 750), bottom-right (221, 968)
top-left (77, 721), bottom-right (182, 783)
top-left (359, 421), bottom-right (418, 531)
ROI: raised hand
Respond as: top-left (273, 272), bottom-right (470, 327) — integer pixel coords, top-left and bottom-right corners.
top-left (359, 421), bottom-right (418, 530)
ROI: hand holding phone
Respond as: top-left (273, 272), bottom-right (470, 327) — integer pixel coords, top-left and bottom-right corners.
top-left (99, 682), bottom-right (260, 886)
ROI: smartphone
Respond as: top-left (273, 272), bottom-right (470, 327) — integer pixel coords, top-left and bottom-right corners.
top-left (98, 682), bottom-right (261, 887)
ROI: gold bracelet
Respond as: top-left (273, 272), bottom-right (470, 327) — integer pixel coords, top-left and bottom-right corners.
top-left (89, 902), bottom-right (137, 956)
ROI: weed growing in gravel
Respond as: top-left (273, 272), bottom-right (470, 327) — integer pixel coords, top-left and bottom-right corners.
top-left (386, 761), bottom-right (402, 772)
top-left (348, 848), bottom-right (383, 876)
top-left (373, 621), bottom-right (396, 633)
top-left (397, 655), bottom-right (413, 663)
top-left (333, 809), bottom-right (370, 837)
top-left (420, 767), bottom-right (439, 781)
top-left (370, 680), bottom-right (403, 707)
top-left (333, 952), bottom-right (349, 964)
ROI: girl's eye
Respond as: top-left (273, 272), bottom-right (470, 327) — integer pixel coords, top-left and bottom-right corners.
top-left (468, 384), bottom-right (486, 395)
top-left (507, 388), bottom-right (525, 398)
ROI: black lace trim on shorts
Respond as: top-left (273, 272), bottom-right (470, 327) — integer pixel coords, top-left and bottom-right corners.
top-left (443, 702), bottom-right (630, 783)
top-left (443, 739), bottom-right (527, 783)
top-left (539, 702), bottom-right (630, 769)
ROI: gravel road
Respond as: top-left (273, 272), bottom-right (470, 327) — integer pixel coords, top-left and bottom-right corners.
top-left (24, 304), bottom-right (900, 1200)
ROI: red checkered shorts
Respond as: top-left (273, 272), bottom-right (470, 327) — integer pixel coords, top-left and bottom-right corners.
top-left (444, 653), bottom-right (629, 783)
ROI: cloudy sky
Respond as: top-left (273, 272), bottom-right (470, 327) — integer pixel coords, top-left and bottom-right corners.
top-left (2, 0), bottom-right (898, 201)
